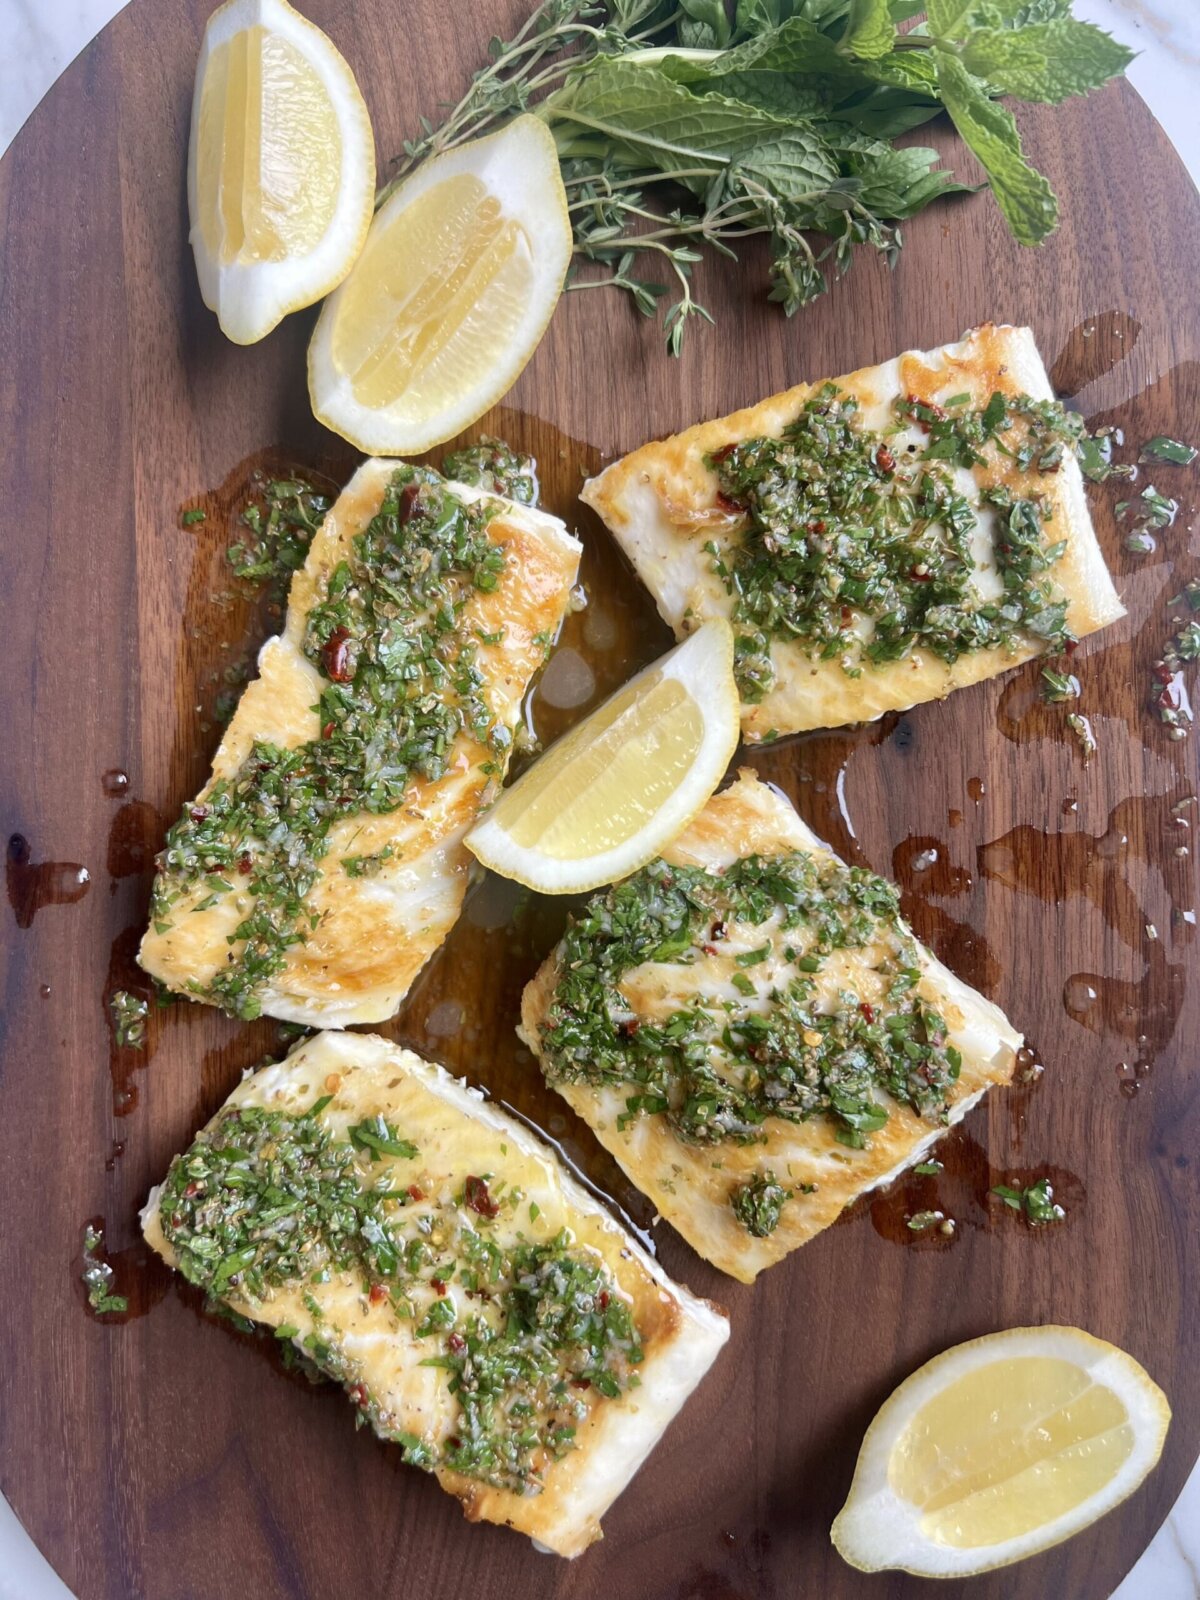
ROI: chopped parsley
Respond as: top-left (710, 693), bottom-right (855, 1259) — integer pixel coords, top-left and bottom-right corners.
top-left (730, 1171), bottom-right (789, 1237)
top-left (158, 1102), bottom-right (641, 1496)
top-left (991, 1177), bottom-right (1065, 1226)
top-left (151, 465), bottom-right (513, 1018)
top-left (1139, 436), bottom-right (1197, 467)
top-left (536, 850), bottom-right (962, 1156)
top-left (707, 387), bottom-right (1083, 701)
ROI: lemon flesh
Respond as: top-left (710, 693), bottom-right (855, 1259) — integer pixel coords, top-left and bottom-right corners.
top-left (308, 115), bottom-right (571, 455)
top-left (189, 0), bottom-right (375, 344)
top-left (832, 1326), bottom-right (1171, 1577)
top-left (466, 619), bottom-right (739, 894)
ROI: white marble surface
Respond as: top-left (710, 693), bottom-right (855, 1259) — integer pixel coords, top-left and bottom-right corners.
top-left (0, 2), bottom-right (1197, 1597)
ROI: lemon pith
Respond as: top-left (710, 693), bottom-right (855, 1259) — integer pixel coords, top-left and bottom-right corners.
top-left (832, 1325), bottom-right (1171, 1577)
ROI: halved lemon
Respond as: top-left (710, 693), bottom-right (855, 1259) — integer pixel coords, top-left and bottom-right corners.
top-left (466, 619), bottom-right (740, 894)
top-left (832, 1325), bottom-right (1171, 1578)
top-left (188, 0), bottom-right (375, 345)
top-left (308, 115), bottom-right (571, 455)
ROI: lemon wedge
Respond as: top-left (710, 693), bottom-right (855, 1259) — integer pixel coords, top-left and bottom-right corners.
top-left (832, 1325), bottom-right (1171, 1578)
top-left (308, 115), bottom-right (571, 455)
top-left (188, 0), bottom-right (375, 345)
top-left (466, 619), bottom-right (740, 894)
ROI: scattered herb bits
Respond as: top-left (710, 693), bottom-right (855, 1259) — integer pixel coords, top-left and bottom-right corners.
top-left (1139, 436), bottom-right (1198, 467)
top-left (82, 1223), bottom-right (128, 1315)
top-left (991, 1177), bottom-right (1065, 1226)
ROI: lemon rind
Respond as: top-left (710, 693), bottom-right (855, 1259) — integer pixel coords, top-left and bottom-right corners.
top-left (831, 1325), bottom-right (1171, 1578)
top-left (189, 0), bottom-right (376, 346)
top-left (307, 114), bottom-right (571, 455)
top-left (465, 619), bottom-right (740, 895)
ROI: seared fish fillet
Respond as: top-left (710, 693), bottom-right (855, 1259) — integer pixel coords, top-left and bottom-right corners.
top-left (142, 1032), bottom-right (728, 1557)
top-left (582, 325), bottom-right (1123, 739)
top-left (140, 459), bottom-right (580, 1025)
top-left (520, 772), bottom-right (1022, 1282)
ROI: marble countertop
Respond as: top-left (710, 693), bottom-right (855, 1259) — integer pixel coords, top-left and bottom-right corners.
top-left (0, 3), bottom-right (1197, 1598)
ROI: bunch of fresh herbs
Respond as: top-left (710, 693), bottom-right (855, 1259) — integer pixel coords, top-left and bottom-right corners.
top-left (382, 0), bottom-right (1133, 351)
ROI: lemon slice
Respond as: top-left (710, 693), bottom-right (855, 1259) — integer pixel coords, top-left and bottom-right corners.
top-left (188, 0), bottom-right (375, 345)
top-left (308, 115), bottom-right (571, 455)
top-left (466, 619), bottom-right (740, 894)
top-left (832, 1325), bottom-right (1171, 1578)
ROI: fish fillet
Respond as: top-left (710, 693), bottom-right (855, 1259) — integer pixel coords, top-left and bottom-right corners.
top-left (140, 459), bottom-right (580, 1025)
top-left (581, 324), bottom-right (1122, 739)
top-left (520, 771), bottom-right (1022, 1282)
top-left (142, 1032), bottom-right (729, 1557)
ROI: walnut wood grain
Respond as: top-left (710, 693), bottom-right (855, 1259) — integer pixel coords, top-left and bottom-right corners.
top-left (1, 1), bottom-right (1198, 1597)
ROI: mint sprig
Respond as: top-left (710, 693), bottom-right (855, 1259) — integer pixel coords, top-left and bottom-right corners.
top-left (382, 0), bottom-right (1134, 350)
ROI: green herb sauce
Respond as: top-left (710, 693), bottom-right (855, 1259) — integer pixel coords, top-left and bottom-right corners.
top-left (441, 437), bottom-right (539, 505)
top-left (151, 465), bottom-right (512, 1018)
top-left (159, 1104), bottom-right (641, 1495)
top-left (108, 989), bottom-right (148, 1049)
top-left (227, 477), bottom-right (332, 589)
top-left (82, 1223), bottom-right (128, 1315)
top-left (730, 1171), bottom-right (789, 1236)
top-left (537, 851), bottom-right (961, 1152)
top-left (991, 1177), bottom-right (1065, 1226)
top-left (706, 387), bottom-right (1084, 701)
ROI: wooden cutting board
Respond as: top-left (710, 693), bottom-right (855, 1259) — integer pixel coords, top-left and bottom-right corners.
top-left (2, 2), bottom-right (1198, 1596)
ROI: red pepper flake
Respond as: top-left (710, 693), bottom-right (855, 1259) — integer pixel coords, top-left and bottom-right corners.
top-left (321, 627), bottom-right (353, 683)
top-left (806, 519), bottom-right (827, 535)
top-left (716, 490), bottom-right (745, 516)
top-left (397, 483), bottom-right (421, 522)
top-left (189, 806), bottom-right (208, 823)
top-left (406, 1184), bottom-right (425, 1202)
top-left (710, 919), bottom-right (728, 942)
top-left (369, 1283), bottom-right (388, 1306)
top-left (571, 1377), bottom-right (591, 1390)
top-left (1064, 639), bottom-right (1079, 656)
top-left (711, 442), bottom-right (737, 464)
top-left (184, 1181), bottom-right (201, 1199)
top-left (447, 1332), bottom-right (466, 1353)
top-left (908, 566), bottom-right (932, 583)
top-left (702, 944), bottom-right (720, 957)
top-left (1153, 664), bottom-right (1175, 686)
top-left (598, 1291), bottom-right (610, 1311)
top-left (349, 1383), bottom-right (368, 1407)
top-left (464, 1175), bottom-right (500, 1218)
top-left (1157, 687), bottom-right (1179, 711)
top-left (619, 1018), bottom-right (641, 1039)
top-left (321, 721), bottom-right (335, 740)
top-left (875, 445), bottom-right (896, 474)
top-left (431, 1277), bottom-right (447, 1296)
top-left (447, 1435), bottom-right (462, 1449)
top-left (237, 853), bottom-right (253, 875)
top-left (860, 1002), bottom-right (875, 1024)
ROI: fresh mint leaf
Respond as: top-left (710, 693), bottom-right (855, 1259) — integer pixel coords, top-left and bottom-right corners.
top-left (925, 0), bottom-right (983, 40)
top-left (841, 0), bottom-right (895, 59)
top-left (934, 50), bottom-right (1058, 243)
top-left (679, 0), bottom-right (733, 47)
top-left (961, 19), bottom-right (1134, 102)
